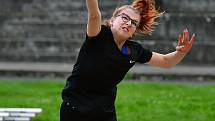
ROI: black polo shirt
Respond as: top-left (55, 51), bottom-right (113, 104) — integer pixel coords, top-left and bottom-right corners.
top-left (62, 25), bottom-right (152, 112)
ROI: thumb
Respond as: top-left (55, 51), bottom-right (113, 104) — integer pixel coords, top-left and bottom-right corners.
top-left (176, 45), bottom-right (184, 51)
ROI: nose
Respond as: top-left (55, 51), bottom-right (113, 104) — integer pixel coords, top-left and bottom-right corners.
top-left (125, 20), bottom-right (132, 26)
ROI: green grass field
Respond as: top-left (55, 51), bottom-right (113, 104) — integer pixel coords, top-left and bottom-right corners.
top-left (0, 80), bottom-right (214, 121)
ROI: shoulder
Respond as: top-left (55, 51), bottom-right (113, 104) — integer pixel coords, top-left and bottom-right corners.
top-left (86, 25), bottom-right (111, 40)
top-left (127, 40), bottom-right (143, 51)
top-left (127, 40), bottom-right (152, 63)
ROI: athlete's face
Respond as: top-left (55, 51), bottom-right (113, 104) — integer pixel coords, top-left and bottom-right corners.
top-left (110, 8), bottom-right (140, 40)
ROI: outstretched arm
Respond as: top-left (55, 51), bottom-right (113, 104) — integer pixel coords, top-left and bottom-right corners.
top-left (86, 0), bottom-right (101, 37)
top-left (147, 29), bottom-right (195, 68)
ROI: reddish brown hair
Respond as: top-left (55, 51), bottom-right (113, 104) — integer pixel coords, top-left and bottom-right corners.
top-left (132, 0), bottom-right (163, 35)
top-left (105, 0), bottom-right (163, 35)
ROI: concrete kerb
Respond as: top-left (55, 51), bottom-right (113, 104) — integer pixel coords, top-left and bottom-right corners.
top-left (0, 62), bottom-right (215, 81)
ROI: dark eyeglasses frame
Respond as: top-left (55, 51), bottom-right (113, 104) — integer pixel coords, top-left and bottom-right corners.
top-left (117, 13), bottom-right (139, 28)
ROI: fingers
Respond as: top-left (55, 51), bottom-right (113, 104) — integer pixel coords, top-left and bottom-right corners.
top-left (189, 34), bottom-right (195, 45)
top-left (183, 28), bottom-right (189, 44)
top-left (178, 34), bottom-right (183, 46)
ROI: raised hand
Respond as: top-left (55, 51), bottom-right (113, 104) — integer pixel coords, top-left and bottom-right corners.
top-left (176, 28), bottom-right (195, 54)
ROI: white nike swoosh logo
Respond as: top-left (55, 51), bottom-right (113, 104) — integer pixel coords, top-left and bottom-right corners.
top-left (130, 60), bottom-right (135, 63)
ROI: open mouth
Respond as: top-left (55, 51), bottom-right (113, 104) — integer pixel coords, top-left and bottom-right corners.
top-left (122, 27), bottom-right (129, 32)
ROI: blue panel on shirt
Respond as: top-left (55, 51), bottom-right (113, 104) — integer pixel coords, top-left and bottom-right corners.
top-left (121, 44), bottom-right (128, 55)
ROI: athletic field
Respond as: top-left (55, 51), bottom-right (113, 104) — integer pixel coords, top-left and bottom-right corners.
top-left (0, 80), bottom-right (214, 121)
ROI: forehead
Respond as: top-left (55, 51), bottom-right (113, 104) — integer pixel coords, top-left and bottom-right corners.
top-left (119, 8), bottom-right (140, 21)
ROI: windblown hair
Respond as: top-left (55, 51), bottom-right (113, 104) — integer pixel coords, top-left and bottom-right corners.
top-left (132, 0), bottom-right (163, 35)
top-left (105, 0), bottom-right (163, 35)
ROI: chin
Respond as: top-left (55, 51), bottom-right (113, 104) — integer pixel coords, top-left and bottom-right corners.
top-left (123, 36), bottom-right (130, 40)
top-left (123, 34), bottom-right (131, 40)
top-left (119, 31), bottom-right (129, 38)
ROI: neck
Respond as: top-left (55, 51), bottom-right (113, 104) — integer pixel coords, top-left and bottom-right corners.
top-left (111, 29), bottom-right (126, 50)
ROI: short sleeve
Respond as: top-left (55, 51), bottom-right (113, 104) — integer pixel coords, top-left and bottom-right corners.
top-left (128, 41), bottom-right (152, 64)
top-left (137, 47), bottom-right (152, 63)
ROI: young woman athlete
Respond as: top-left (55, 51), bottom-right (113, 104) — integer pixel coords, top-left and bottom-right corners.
top-left (60, 0), bottom-right (195, 121)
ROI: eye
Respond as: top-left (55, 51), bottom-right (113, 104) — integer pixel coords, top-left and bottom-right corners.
top-left (121, 15), bottom-right (129, 22)
top-left (131, 21), bottom-right (138, 27)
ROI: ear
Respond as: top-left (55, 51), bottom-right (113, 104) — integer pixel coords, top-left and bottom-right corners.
top-left (110, 17), bottom-right (115, 27)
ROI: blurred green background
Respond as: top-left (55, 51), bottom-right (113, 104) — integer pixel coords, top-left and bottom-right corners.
top-left (0, 80), bottom-right (214, 121)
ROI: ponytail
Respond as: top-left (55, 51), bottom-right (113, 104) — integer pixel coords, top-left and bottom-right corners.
top-left (132, 0), bottom-right (163, 35)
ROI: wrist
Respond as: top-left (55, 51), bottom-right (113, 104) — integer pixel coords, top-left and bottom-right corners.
top-left (176, 50), bottom-right (187, 56)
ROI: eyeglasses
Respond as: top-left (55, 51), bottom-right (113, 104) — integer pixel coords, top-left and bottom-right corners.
top-left (117, 13), bottom-right (139, 28)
